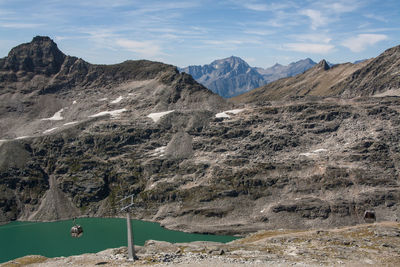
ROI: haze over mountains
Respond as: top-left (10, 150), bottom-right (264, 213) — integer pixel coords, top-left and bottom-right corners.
top-left (181, 57), bottom-right (317, 98)
top-left (1, 36), bottom-right (400, 237)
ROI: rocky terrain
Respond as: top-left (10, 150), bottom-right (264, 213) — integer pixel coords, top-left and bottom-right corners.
top-left (181, 56), bottom-right (316, 98)
top-left (0, 37), bottom-right (400, 239)
top-left (2, 222), bottom-right (399, 266)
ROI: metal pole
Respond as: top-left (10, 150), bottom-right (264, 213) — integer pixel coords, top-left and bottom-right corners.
top-left (126, 211), bottom-right (136, 261)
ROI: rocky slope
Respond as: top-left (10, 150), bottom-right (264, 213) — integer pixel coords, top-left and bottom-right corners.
top-left (0, 36), bottom-right (229, 222)
top-left (233, 45), bottom-right (400, 103)
top-left (181, 57), bottom-right (316, 98)
top-left (1, 37), bottom-right (400, 237)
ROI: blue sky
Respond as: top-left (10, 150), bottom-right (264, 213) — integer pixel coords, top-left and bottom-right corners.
top-left (0, 0), bottom-right (399, 68)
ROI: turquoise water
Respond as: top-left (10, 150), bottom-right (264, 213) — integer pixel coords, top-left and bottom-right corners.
top-left (0, 218), bottom-right (238, 263)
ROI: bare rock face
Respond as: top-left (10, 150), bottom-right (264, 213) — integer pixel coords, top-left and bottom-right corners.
top-left (0, 37), bottom-right (399, 236)
top-left (2, 36), bottom-right (65, 75)
top-left (165, 131), bottom-right (193, 159)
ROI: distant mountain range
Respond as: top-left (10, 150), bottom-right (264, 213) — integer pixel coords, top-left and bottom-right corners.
top-left (181, 57), bottom-right (317, 98)
top-left (232, 44), bottom-right (400, 103)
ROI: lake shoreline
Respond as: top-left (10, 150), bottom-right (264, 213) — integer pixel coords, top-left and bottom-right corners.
top-left (3, 222), bottom-right (399, 267)
top-left (0, 217), bottom-right (238, 264)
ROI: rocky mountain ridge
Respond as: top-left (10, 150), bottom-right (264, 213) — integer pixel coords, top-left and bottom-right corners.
top-left (181, 56), bottom-right (316, 98)
top-left (255, 57), bottom-right (317, 83)
top-left (0, 37), bottom-right (399, 236)
top-left (233, 44), bottom-right (400, 103)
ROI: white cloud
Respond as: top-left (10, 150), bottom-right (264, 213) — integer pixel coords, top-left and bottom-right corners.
top-left (116, 39), bottom-right (162, 58)
top-left (291, 33), bottom-right (332, 44)
top-left (325, 2), bottom-right (359, 13)
top-left (241, 2), bottom-right (291, 12)
top-left (243, 3), bottom-right (269, 11)
top-left (341, 34), bottom-right (388, 52)
top-left (0, 22), bottom-right (44, 29)
top-left (364, 14), bottom-right (388, 23)
top-left (126, 1), bottom-right (199, 15)
top-left (283, 43), bottom-right (335, 54)
top-left (202, 39), bottom-right (261, 46)
top-left (244, 29), bottom-right (274, 36)
top-left (300, 9), bottom-right (328, 30)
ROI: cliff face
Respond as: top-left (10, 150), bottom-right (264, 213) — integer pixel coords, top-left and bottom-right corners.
top-left (0, 37), bottom-right (399, 235)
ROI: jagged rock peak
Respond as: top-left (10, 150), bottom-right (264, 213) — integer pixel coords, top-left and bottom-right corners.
top-left (31, 36), bottom-right (54, 43)
top-left (317, 59), bottom-right (330, 71)
top-left (211, 56), bottom-right (250, 69)
top-left (3, 36), bottom-right (66, 75)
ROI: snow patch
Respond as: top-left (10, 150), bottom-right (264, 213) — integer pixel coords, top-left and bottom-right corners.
top-left (72, 100), bottom-right (77, 104)
top-left (63, 121), bottom-right (79, 126)
top-left (147, 110), bottom-right (175, 122)
top-left (299, 152), bottom-right (314, 157)
top-left (98, 98), bottom-right (108, 101)
top-left (300, 148), bottom-right (328, 157)
top-left (313, 148), bottom-right (327, 153)
top-left (152, 146), bottom-right (167, 157)
top-left (43, 127), bottom-right (58, 134)
top-left (15, 136), bottom-right (30, 140)
top-left (111, 96), bottom-right (123, 104)
top-left (41, 108), bottom-right (64, 121)
top-left (215, 109), bottom-right (245, 118)
top-left (89, 108), bottom-right (127, 118)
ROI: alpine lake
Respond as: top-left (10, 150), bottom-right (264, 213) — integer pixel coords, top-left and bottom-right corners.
top-left (0, 217), bottom-right (238, 263)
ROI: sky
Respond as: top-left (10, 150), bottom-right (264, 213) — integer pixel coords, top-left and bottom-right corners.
top-left (0, 0), bottom-right (399, 68)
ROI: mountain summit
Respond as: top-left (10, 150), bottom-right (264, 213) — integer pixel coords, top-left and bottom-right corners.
top-left (181, 56), bottom-right (265, 98)
top-left (256, 58), bottom-right (317, 82)
top-left (182, 57), bottom-right (317, 98)
top-left (1, 36), bottom-right (65, 75)
top-left (0, 36), bottom-right (228, 139)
